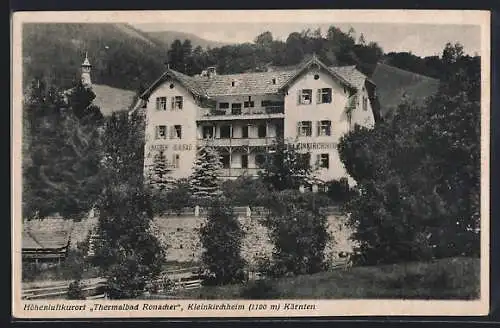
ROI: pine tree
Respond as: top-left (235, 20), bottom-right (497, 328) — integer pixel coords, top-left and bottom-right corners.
top-left (150, 150), bottom-right (175, 191)
top-left (200, 198), bottom-right (246, 285)
top-left (189, 146), bottom-right (223, 202)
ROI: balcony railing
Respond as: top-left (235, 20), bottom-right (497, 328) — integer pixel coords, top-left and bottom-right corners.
top-left (219, 168), bottom-right (263, 177)
top-left (199, 137), bottom-right (277, 147)
top-left (198, 106), bottom-right (284, 120)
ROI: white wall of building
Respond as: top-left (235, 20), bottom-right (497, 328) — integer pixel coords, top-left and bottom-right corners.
top-left (144, 78), bottom-right (198, 179)
top-left (350, 84), bottom-right (375, 129)
top-left (283, 69), bottom-right (353, 182)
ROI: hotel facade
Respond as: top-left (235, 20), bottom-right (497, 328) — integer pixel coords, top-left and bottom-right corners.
top-left (136, 55), bottom-right (379, 185)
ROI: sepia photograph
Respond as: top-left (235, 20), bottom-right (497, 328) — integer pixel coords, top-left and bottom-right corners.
top-left (11, 10), bottom-right (490, 318)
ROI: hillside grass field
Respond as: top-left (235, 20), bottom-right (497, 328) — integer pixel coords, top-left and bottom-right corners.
top-left (371, 62), bottom-right (441, 118)
top-left (163, 257), bottom-right (479, 300)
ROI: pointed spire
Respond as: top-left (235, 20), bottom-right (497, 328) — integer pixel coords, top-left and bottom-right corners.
top-left (82, 51), bottom-right (91, 67)
top-left (81, 51), bottom-right (92, 87)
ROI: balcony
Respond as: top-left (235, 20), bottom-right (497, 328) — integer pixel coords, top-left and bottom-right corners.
top-left (219, 168), bottom-right (263, 178)
top-left (198, 137), bottom-right (277, 147)
top-left (197, 106), bottom-right (284, 121)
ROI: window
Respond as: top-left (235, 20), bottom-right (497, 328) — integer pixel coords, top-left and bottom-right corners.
top-left (297, 121), bottom-right (312, 137)
top-left (257, 124), bottom-right (267, 138)
top-left (219, 102), bottom-right (229, 109)
top-left (261, 100), bottom-right (270, 107)
top-left (156, 125), bottom-right (167, 139)
top-left (221, 154), bottom-right (230, 168)
top-left (156, 97), bottom-right (167, 110)
top-left (220, 125), bottom-right (232, 139)
top-left (317, 120), bottom-right (331, 136)
top-left (362, 96), bottom-right (368, 111)
top-left (299, 89), bottom-right (313, 105)
top-left (141, 100), bottom-right (147, 108)
top-left (172, 154), bottom-right (180, 168)
top-left (202, 126), bottom-right (214, 139)
top-left (300, 153), bottom-right (311, 167)
top-left (231, 103), bottom-right (242, 115)
top-left (170, 125), bottom-right (182, 139)
top-left (242, 125), bottom-right (249, 138)
top-left (244, 101), bottom-right (255, 108)
top-left (172, 96), bottom-right (183, 110)
top-left (241, 154), bottom-right (248, 169)
top-left (317, 88), bottom-right (332, 104)
top-left (317, 153), bottom-right (329, 169)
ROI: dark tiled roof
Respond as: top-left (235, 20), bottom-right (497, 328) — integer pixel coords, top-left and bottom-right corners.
top-left (330, 66), bottom-right (372, 89)
top-left (193, 70), bottom-right (298, 97)
top-left (141, 57), bottom-right (370, 99)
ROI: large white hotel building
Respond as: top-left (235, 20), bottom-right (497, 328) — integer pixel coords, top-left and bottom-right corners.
top-left (135, 55), bottom-right (379, 184)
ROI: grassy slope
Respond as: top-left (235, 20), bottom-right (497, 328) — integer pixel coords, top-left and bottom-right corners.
top-left (170, 257), bottom-right (480, 300)
top-left (370, 63), bottom-right (441, 118)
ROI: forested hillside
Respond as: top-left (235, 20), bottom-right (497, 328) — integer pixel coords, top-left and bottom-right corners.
top-left (22, 23), bottom-right (167, 91)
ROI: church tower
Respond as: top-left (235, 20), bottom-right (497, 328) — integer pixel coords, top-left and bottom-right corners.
top-left (81, 52), bottom-right (92, 87)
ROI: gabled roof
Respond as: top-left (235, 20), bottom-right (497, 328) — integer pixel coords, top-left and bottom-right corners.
top-left (140, 56), bottom-right (371, 99)
top-left (140, 69), bottom-right (208, 100)
top-left (278, 54), bottom-right (357, 92)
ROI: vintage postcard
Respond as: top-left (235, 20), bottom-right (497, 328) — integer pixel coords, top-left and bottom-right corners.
top-left (11, 9), bottom-right (491, 318)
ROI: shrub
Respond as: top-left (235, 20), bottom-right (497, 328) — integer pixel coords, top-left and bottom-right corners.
top-left (262, 190), bottom-right (329, 277)
top-left (323, 177), bottom-right (354, 204)
top-left (199, 198), bottom-right (246, 285)
top-left (151, 178), bottom-right (192, 216)
top-left (221, 176), bottom-right (269, 207)
top-left (67, 280), bottom-right (85, 300)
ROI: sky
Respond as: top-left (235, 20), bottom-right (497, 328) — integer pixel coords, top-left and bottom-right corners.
top-left (132, 22), bottom-right (481, 58)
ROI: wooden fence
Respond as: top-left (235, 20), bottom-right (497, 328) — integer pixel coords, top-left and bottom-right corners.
top-left (22, 278), bottom-right (107, 300)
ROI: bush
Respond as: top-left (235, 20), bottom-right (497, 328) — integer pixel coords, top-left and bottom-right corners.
top-left (67, 280), bottom-right (85, 300)
top-left (151, 178), bottom-right (192, 216)
top-left (221, 176), bottom-right (269, 207)
top-left (240, 279), bottom-right (281, 299)
top-left (262, 190), bottom-right (329, 277)
top-left (199, 198), bottom-right (246, 285)
top-left (323, 177), bottom-right (354, 204)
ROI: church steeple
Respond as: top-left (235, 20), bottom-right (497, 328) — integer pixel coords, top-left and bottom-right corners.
top-left (81, 52), bottom-right (92, 87)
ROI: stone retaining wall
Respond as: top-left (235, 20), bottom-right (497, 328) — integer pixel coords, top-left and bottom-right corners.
top-left (152, 213), bottom-right (355, 268)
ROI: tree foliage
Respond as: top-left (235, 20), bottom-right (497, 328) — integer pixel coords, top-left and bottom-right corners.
top-left (149, 150), bottom-right (175, 192)
top-left (258, 138), bottom-right (313, 191)
top-left (22, 79), bottom-right (104, 220)
top-left (338, 43), bottom-right (480, 264)
top-left (199, 198), bottom-right (246, 285)
top-left (189, 146), bottom-right (223, 202)
top-left (94, 110), bottom-right (165, 299)
top-left (262, 190), bottom-right (329, 277)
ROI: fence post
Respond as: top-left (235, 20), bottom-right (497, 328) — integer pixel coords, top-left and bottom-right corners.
top-left (246, 206), bottom-right (251, 218)
top-left (194, 205), bottom-right (200, 217)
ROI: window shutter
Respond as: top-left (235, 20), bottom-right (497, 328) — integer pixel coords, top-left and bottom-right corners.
top-left (296, 122), bottom-right (301, 136)
top-left (155, 126), bottom-right (159, 139)
top-left (169, 126), bottom-right (175, 139)
top-left (316, 154), bottom-right (321, 167)
top-left (155, 98), bottom-right (160, 110)
top-left (316, 121), bottom-right (320, 136)
top-left (297, 90), bottom-right (301, 105)
top-left (317, 89), bottom-right (321, 104)
top-left (171, 97), bottom-right (175, 110)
